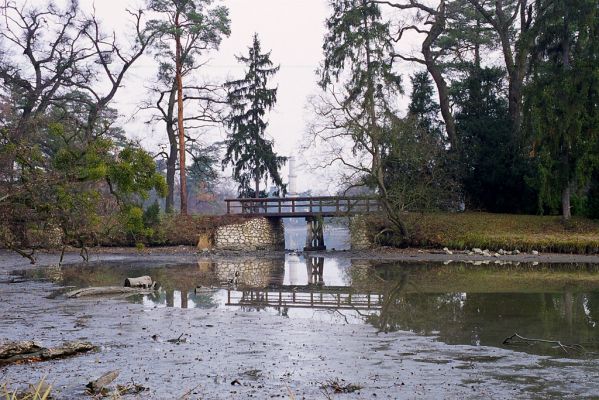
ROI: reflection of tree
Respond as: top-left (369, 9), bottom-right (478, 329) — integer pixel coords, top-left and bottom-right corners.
top-left (351, 261), bottom-right (599, 354)
top-left (367, 275), bottom-right (406, 333)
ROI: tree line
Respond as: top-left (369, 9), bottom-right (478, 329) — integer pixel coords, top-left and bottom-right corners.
top-left (1, 0), bottom-right (598, 258)
top-left (0, 0), bottom-right (288, 258)
top-left (311, 0), bottom-right (599, 238)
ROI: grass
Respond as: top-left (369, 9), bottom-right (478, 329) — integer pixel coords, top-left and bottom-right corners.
top-left (368, 212), bottom-right (599, 254)
top-left (1, 379), bottom-right (51, 400)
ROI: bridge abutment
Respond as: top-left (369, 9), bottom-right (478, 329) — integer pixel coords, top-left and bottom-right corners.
top-left (349, 215), bottom-right (374, 250)
top-left (213, 217), bottom-right (285, 251)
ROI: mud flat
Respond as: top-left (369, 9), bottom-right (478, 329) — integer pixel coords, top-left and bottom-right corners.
top-left (1, 249), bottom-right (599, 399)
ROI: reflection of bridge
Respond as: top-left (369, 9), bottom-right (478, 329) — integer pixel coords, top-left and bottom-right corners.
top-left (226, 256), bottom-right (383, 310)
top-left (227, 286), bottom-right (383, 310)
top-left (225, 196), bottom-right (382, 250)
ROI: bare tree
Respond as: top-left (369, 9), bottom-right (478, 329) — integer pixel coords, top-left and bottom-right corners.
top-left (466, 0), bottom-right (538, 135)
top-left (0, 0), bottom-right (155, 143)
top-left (373, 0), bottom-right (458, 149)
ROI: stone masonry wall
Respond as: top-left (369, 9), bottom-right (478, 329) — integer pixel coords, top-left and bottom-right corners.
top-left (214, 217), bottom-right (285, 251)
top-left (214, 258), bottom-right (285, 287)
top-left (349, 216), bottom-right (373, 250)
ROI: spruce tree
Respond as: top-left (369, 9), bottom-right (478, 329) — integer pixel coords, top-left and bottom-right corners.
top-left (223, 34), bottom-right (286, 198)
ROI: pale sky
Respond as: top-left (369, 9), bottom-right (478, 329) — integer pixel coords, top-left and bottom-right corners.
top-left (71, 0), bottom-right (422, 194)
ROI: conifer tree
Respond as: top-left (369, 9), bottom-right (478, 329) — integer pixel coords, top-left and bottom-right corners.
top-left (525, 0), bottom-right (599, 219)
top-left (408, 71), bottom-right (442, 141)
top-left (223, 34), bottom-right (286, 198)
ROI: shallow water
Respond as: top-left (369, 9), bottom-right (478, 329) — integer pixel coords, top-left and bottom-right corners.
top-left (19, 256), bottom-right (599, 358)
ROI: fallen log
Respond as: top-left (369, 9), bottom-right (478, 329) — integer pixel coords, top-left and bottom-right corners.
top-left (86, 370), bottom-right (119, 394)
top-left (0, 340), bottom-right (95, 366)
top-left (65, 286), bottom-right (155, 298)
top-left (124, 276), bottom-right (153, 288)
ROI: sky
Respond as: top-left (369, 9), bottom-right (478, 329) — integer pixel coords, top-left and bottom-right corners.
top-left (72, 0), bottom-right (421, 194)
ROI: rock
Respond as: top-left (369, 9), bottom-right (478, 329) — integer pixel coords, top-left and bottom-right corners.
top-left (532, 250), bottom-right (539, 255)
top-left (494, 253), bottom-right (501, 258)
top-left (512, 249), bottom-right (520, 255)
top-left (443, 247), bottom-right (453, 255)
top-left (472, 248), bottom-right (484, 255)
top-left (482, 250), bottom-right (491, 257)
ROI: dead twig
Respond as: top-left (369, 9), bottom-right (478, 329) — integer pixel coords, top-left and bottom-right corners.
top-left (503, 333), bottom-right (586, 354)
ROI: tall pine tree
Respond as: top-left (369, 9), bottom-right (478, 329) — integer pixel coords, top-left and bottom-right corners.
top-left (148, 0), bottom-right (230, 214)
top-left (223, 34), bottom-right (286, 198)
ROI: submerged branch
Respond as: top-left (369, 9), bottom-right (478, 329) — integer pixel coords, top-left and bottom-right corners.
top-left (503, 333), bottom-right (586, 354)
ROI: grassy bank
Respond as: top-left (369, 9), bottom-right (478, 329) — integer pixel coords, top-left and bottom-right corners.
top-left (369, 212), bottom-right (599, 254)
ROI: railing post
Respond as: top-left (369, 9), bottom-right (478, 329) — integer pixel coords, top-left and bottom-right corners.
top-left (226, 201), bottom-right (230, 214)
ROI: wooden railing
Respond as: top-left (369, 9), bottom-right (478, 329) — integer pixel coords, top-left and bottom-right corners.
top-left (224, 196), bottom-right (382, 217)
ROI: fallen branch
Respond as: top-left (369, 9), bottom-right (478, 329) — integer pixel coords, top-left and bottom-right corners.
top-left (86, 370), bottom-right (119, 395)
top-left (0, 340), bottom-right (95, 366)
top-left (65, 286), bottom-right (155, 298)
top-left (503, 333), bottom-right (586, 354)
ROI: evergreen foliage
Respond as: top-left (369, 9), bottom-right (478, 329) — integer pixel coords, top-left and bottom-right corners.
top-left (223, 34), bottom-right (286, 197)
top-left (453, 66), bottom-right (536, 213)
top-left (408, 71), bottom-right (443, 141)
top-left (524, 0), bottom-right (599, 218)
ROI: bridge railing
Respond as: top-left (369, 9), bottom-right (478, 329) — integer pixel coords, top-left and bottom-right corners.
top-left (224, 196), bottom-right (382, 216)
top-left (226, 288), bottom-right (383, 310)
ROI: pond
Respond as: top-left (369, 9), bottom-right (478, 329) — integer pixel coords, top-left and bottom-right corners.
top-left (19, 255), bottom-right (599, 359)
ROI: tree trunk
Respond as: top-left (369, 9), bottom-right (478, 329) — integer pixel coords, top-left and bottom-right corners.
top-left (562, 183), bottom-right (571, 220)
top-left (422, 0), bottom-right (458, 150)
top-left (165, 81), bottom-right (178, 213)
top-left (0, 340), bottom-right (95, 366)
top-left (560, 13), bottom-right (571, 222)
top-left (175, 11), bottom-right (188, 215)
top-left (255, 176), bottom-right (260, 198)
top-left (123, 276), bottom-right (153, 288)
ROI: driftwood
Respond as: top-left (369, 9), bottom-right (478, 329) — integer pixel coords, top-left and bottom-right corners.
top-left (503, 333), bottom-right (586, 354)
top-left (0, 340), bottom-right (95, 365)
top-left (65, 286), bottom-right (155, 298)
top-left (124, 276), bottom-right (153, 288)
top-left (86, 370), bottom-right (119, 394)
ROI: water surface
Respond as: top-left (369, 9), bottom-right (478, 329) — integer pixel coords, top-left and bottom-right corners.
top-left (20, 256), bottom-right (599, 358)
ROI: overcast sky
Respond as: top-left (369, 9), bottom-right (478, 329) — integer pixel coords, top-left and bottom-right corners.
top-left (74, 0), bottom-right (421, 194)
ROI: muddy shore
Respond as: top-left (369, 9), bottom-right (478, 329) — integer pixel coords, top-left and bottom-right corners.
top-left (1, 248), bottom-right (599, 399)
top-left (9, 245), bottom-right (599, 265)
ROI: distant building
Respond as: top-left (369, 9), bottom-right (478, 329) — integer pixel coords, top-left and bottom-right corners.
top-left (288, 156), bottom-right (298, 196)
